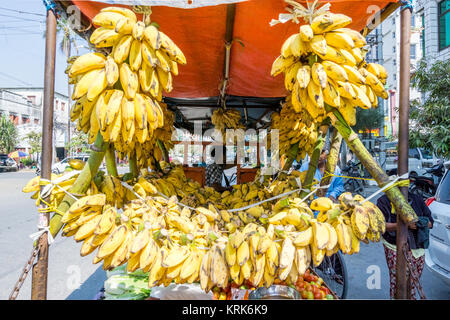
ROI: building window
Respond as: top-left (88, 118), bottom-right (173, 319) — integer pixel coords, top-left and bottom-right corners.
top-left (421, 14), bottom-right (425, 57)
top-left (61, 102), bottom-right (65, 111)
top-left (34, 119), bottom-right (39, 125)
top-left (27, 96), bottom-right (36, 105)
top-left (439, 0), bottom-right (450, 50)
top-left (393, 46), bottom-right (396, 53)
top-left (55, 100), bottom-right (59, 110)
top-left (411, 14), bottom-right (415, 27)
top-left (411, 44), bottom-right (416, 59)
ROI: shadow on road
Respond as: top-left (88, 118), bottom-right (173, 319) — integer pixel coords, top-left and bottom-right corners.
top-left (66, 265), bottom-right (106, 300)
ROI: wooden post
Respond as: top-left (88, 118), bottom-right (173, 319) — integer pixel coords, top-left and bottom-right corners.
top-left (396, 4), bottom-right (412, 300)
top-left (31, 5), bottom-right (57, 300)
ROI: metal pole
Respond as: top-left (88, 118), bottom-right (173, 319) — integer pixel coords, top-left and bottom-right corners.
top-left (31, 5), bottom-right (57, 300)
top-left (396, 5), bottom-right (412, 300)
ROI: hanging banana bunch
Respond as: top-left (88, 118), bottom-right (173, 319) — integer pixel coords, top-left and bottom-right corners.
top-left (271, 0), bottom-right (388, 128)
top-left (67, 6), bottom-right (185, 170)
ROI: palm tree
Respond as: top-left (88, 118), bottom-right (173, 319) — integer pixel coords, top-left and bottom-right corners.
top-left (0, 114), bottom-right (18, 153)
top-left (56, 17), bottom-right (80, 154)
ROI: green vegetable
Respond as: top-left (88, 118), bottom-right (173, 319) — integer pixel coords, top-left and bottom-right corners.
top-left (326, 294), bottom-right (334, 300)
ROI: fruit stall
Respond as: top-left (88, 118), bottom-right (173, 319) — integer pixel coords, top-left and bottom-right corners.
top-left (17, 0), bottom-right (419, 300)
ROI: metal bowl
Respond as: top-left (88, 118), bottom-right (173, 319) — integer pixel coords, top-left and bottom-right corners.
top-left (248, 285), bottom-right (301, 300)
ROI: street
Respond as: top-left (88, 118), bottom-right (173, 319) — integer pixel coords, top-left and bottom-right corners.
top-left (0, 171), bottom-right (449, 300)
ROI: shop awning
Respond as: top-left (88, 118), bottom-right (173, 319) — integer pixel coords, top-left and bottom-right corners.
top-left (64, 0), bottom-right (399, 99)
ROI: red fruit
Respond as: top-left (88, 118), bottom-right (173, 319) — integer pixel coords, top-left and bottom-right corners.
top-left (314, 292), bottom-right (322, 300)
top-left (301, 291), bottom-right (308, 299)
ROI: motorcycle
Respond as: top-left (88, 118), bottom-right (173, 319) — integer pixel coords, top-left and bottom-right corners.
top-left (341, 160), bottom-right (365, 194)
top-left (409, 160), bottom-right (445, 200)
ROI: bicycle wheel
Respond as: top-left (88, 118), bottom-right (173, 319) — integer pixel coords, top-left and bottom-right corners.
top-left (313, 252), bottom-right (348, 299)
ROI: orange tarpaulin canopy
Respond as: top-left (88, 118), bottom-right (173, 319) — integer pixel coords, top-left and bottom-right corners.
top-left (71, 0), bottom-right (398, 99)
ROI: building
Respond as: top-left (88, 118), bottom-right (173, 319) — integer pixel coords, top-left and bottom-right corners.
top-left (378, 3), bottom-right (424, 138)
top-left (0, 87), bottom-right (70, 161)
top-left (416, 0), bottom-right (450, 62)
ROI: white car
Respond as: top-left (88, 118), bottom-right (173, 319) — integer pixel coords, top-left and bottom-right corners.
top-left (52, 155), bottom-right (90, 174)
top-left (425, 163), bottom-right (450, 286)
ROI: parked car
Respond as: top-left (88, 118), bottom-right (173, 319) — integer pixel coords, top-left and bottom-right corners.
top-left (0, 154), bottom-right (18, 172)
top-left (52, 154), bottom-right (107, 174)
top-left (425, 161), bottom-right (450, 286)
top-left (385, 146), bottom-right (438, 176)
top-left (52, 154), bottom-right (90, 174)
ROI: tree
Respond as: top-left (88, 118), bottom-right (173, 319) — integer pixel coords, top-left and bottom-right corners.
top-left (352, 106), bottom-right (384, 139)
top-left (66, 131), bottom-right (89, 155)
top-left (410, 59), bottom-right (450, 158)
top-left (0, 114), bottom-right (18, 153)
top-left (26, 131), bottom-right (42, 155)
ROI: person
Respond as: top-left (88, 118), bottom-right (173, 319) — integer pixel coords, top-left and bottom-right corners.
top-left (205, 145), bottom-right (235, 192)
top-left (299, 150), bottom-right (344, 202)
top-left (376, 191), bottom-right (434, 299)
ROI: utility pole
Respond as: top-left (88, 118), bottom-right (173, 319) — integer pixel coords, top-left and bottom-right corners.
top-left (31, 1), bottom-right (57, 300)
top-left (396, 3), bottom-right (412, 300)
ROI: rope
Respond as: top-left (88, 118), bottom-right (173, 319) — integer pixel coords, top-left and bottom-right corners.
top-left (400, 0), bottom-right (413, 11)
top-left (322, 171), bottom-right (375, 182)
top-left (269, 0), bottom-right (331, 26)
top-left (360, 173), bottom-right (409, 205)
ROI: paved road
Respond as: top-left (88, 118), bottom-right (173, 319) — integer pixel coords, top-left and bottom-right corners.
top-left (0, 171), bottom-right (449, 299)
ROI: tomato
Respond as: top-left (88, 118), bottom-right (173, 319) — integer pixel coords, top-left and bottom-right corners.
top-left (306, 291), bottom-right (314, 300)
top-left (305, 284), bottom-right (312, 291)
top-left (298, 276), bottom-right (304, 282)
top-left (322, 287), bottom-right (330, 295)
top-left (301, 291), bottom-right (308, 299)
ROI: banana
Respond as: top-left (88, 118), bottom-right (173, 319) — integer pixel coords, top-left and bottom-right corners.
top-left (129, 39), bottom-right (143, 72)
top-left (132, 21), bottom-right (145, 40)
top-left (322, 80), bottom-right (341, 107)
top-left (92, 11), bottom-right (126, 29)
top-left (113, 35), bottom-right (133, 64)
top-left (105, 56), bottom-right (119, 87)
top-left (335, 28), bottom-right (367, 47)
top-left (159, 31), bottom-right (186, 65)
top-left (296, 65), bottom-right (311, 89)
top-left (72, 69), bottom-right (103, 100)
top-left (342, 65), bottom-right (366, 84)
top-left (155, 49), bottom-right (171, 72)
top-left (119, 63), bottom-right (139, 99)
top-left (306, 80), bottom-right (324, 108)
top-left (322, 60), bottom-right (348, 82)
top-left (90, 27), bottom-right (121, 48)
top-left (299, 25), bottom-right (314, 42)
top-left (69, 52), bottom-right (106, 77)
top-left (311, 13), bottom-right (352, 34)
top-left (115, 18), bottom-right (135, 35)
top-left (316, 45), bottom-right (347, 64)
top-left (156, 66), bottom-right (173, 92)
top-left (271, 55), bottom-right (296, 77)
top-left (100, 7), bottom-right (137, 23)
top-left (144, 25), bottom-right (161, 50)
top-left (237, 240), bottom-right (250, 266)
top-left (94, 206), bottom-right (116, 235)
top-left (310, 35), bottom-right (327, 56)
top-left (96, 225), bottom-right (128, 259)
top-left (325, 31), bottom-right (355, 51)
top-left (311, 63), bottom-right (327, 89)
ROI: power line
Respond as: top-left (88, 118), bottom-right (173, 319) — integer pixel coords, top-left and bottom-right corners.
top-left (0, 7), bottom-right (45, 17)
top-left (0, 72), bottom-right (34, 86)
top-left (0, 13), bottom-right (44, 23)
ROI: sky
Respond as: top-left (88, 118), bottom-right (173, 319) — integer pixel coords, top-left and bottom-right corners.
top-left (0, 0), bottom-right (90, 96)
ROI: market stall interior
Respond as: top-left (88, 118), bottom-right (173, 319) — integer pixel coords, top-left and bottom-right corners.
top-left (16, 0), bottom-right (417, 300)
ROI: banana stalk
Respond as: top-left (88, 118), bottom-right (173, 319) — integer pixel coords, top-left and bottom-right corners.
top-left (300, 125), bottom-right (328, 198)
top-left (318, 129), bottom-right (342, 197)
top-left (282, 142), bottom-right (299, 171)
top-left (328, 106), bottom-right (418, 223)
top-left (49, 133), bottom-right (107, 237)
top-left (157, 139), bottom-right (169, 163)
top-left (105, 143), bottom-right (119, 177)
top-left (129, 152), bottom-right (139, 179)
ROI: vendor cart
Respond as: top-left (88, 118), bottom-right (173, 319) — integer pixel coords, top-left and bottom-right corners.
top-left (11, 0), bottom-right (419, 301)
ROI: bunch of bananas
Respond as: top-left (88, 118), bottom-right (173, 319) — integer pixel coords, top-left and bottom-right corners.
top-left (22, 167), bottom-right (99, 210)
top-left (270, 101), bottom-right (317, 159)
top-left (67, 6), bottom-right (184, 169)
top-left (271, 6), bottom-right (388, 126)
top-left (211, 108), bottom-right (245, 143)
top-left (58, 174), bottom-right (385, 291)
